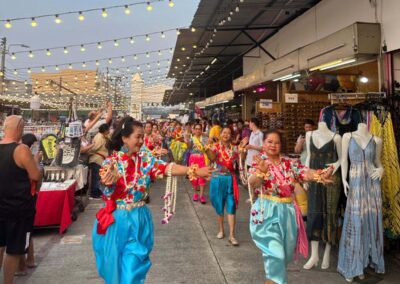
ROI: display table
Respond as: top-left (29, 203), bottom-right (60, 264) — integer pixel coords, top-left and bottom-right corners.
top-left (34, 179), bottom-right (77, 233)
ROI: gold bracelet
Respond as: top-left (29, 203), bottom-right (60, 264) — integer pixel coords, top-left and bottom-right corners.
top-left (255, 170), bottom-right (270, 180)
top-left (313, 166), bottom-right (332, 183)
top-left (187, 164), bottom-right (199, 181)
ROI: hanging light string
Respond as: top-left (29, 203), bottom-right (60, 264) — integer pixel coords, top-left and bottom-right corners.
top-left (11, 46), bottom-right (175, 71)
top-left (2, 0), bottom-right (176, 27)
top-left (9, 27), bottom-right (185, 58)
top-left (184, 0), bottom-right (243, 88)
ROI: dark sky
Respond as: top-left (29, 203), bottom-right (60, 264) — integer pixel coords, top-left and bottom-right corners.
top-left (0, 0), bottom-right (200, 86)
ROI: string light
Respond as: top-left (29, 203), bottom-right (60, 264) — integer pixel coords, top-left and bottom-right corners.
top-left (176, 28), bottom-right (181, 35)
top-left (146, 52), bottom-right (150, 58)
top-left (114, 40), bottom-right (119, 47)
top-left (27, 68), bottom-right (32, 73)
top-left (11, 53), bottom-right (16, 60)
top-left (82, 62), bottom-right (87, 68)
top-left (78, 11), bottom-right (85, 21)
top-left (97, 42), bottom-right (102, 49)
top-left (46, 49), bottom-right (52, 56)
top-left (63, 47), bottom-right (69, 54)
top-left (130, 37), bottom-right (135, 44)
top-left (80, 45), bottom-right (86, 52)
top-left (161, 32), bottom-right (165, 38)
top-left (55, 15), bottom-right (62, 24)
top-left (28, 51), bottom-right (34, 58)
top-left (5, 19), bottom-right (11, 29)
top-left (147, 2), bottom-right (153, 11)
top-left (102, 8), bottom-right (108, 18)
top-left (134, 54), bottom-right (138, 60)
top-left (55, 65), bottom-right (59, 70)
top-left (158, 50), bottom-right (162, 56)
top-left (146, 34), bottom-right (150, 41)
top-left (41, 67), bottom-right (46, 72)
top-left (31, 17), bottom-right (37, 27)
top-left (121, 56), bottom-right (125, 62)
top-left (95, 60), bottom-right (100, 66)
top-left (108, 58), bottom-right (113, 64)
top-left (168, 0), bottom-right (175, 8)
top-left (191, 27), bottom-right (196, 32)
top-left (124, 5), bottom-right (131, 14)
top-left (68, 64), bottom-right (73, 69)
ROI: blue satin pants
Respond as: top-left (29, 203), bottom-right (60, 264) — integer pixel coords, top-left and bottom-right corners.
top-left (92, 206), bottom-right (154, 284)
top-left (210, 174), bottom-right (236, 216)
top-left (249, 198), bottom-right (297, 284)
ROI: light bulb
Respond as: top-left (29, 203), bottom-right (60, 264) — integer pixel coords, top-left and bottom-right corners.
top-left (68, 64), bottom-right (72, 69)
top-left (158, 50), bottom-right (162, 56)
top-left (28, 51), bottom-right (34, 58)
top-left (55, 65), bottom-right (59, 70)
top-left (228, 16), bottom-right (231, 21)
top-left (13, 70), bottom-right (17, 75)
top-left (102, 8), bottom-right (108, 18)
top-left (114, 40), bottom-right (119, 47)
top-left (146, 52), bottom-right (150, 58)
top-left (130, 37), bottom-right (135, 44)
top-left (63, 47), bottom-right (69, 54)
top-left (80, 45), bottom-right (85, 52)
top-left (121, 56), bottom-right (125, 62)
top-left (181, 47), bottom-right (186, 51)
top-left (11, 53), bottom-right (16, 60)
top-left (191, 27), bottom-right (196, 32)
top-left (192, 45), bottom-right (197, 49)
top-left (147, 2), bottom-right (153, 11)
top-left (176, 29), bottom-right (181, 35)
top-left (95, 60), bottom-right (100, 66)
top-left (146, 34), bottom-right (150, 41)
top-left (235, 6), bottom-right (240, 12)
top-left (27, 68), bottom-right (32, 73)
top-left (97, 42), bottom-right (102, 49)
top-left (108, 59), bottom-right (112, 64)
top-left (161, 32), bottom-right (166, 38)
top-left (360, 76), bottom-right (369, 83)
top-left (31, 18), bottom-right (37, 27)
top-left (5, 20), bottom-right (12, 29)
top-left (82, 62), bottom-right (87, 68)
top-left (55, 15), bottom-right (62, 24)
top-left (168, 0), bottom-right (175, 8)
top-left (41, 67), bottom-right (46, 72)
top-left (78, 11), bottom-right (85, 21)
top-left (124, 5), bottom-right (131, 15)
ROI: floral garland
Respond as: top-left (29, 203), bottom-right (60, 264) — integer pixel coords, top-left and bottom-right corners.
top-left (162, 163), bottom-right (177, 224)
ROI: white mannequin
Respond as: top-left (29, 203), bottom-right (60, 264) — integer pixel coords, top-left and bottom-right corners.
top-left (340, 123), bottom-right (383, 282)
top-left (303, 122), bottom-right (342, 270)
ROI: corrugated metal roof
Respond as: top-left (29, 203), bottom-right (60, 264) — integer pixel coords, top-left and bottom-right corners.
top-left (164, 0), bottom-right (321, 105)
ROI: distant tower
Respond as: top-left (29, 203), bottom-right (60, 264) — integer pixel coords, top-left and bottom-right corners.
top-left (130, 73), bottom-right (144, 120)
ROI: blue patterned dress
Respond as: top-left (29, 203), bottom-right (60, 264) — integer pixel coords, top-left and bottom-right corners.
top-left (337, 136), bottom-right (385, 279)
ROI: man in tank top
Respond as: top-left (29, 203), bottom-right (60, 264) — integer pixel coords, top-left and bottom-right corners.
top-left (0, 115), bottom-right (43, 284)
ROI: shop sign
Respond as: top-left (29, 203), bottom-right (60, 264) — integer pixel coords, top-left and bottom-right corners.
top-left (285, 93), bottom-right (298, 103)
top-left (259, 99), bottom-right (273, 109)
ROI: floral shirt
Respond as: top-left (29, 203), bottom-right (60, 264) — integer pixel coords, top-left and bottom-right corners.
top-left (211, 142), bottom-right (239, 173)
top-left (101, 150), bottom-right (167, 205)
top-left (249, 153), bottom-right (307, 198)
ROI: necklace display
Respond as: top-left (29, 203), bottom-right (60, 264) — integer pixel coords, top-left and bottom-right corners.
top-left (162, 163), bottom-right (177, 224)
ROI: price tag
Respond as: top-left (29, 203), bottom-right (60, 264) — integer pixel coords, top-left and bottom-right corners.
top-left (285, 93), bottom-right (298, 103)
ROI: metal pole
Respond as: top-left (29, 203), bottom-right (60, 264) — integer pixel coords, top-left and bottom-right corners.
top-left (0, 37), bottom-right (6, 96)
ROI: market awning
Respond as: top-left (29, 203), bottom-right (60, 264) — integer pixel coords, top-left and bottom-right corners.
top-left (196, 89), bottom-right (234, 108)
top-left (164, 0), bottom-right (321, 104)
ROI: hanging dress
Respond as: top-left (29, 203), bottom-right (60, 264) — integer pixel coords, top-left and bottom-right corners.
top-left (337, 136), bottom-right (385, 279)
top-left (370, 112), bottom-right (400, 238)
top-left (306, 133), bottom-right (341, 245)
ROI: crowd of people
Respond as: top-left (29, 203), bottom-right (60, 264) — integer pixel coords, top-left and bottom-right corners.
top-left (0, 105), bottom-right (335, 284)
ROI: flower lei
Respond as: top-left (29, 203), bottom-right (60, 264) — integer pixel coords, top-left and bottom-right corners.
top-left (162, 163), bottom-right (177, 224)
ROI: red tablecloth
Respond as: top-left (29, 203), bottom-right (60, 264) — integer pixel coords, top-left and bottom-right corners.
top-left (34, 180), bottom-right (76, 233)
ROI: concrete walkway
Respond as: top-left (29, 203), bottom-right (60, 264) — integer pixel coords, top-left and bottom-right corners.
top-left (11, 178), bottom-right (400, 283)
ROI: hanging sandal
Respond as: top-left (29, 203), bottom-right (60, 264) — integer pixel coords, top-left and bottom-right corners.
top-left (229, 237), bottom-right (239, 246)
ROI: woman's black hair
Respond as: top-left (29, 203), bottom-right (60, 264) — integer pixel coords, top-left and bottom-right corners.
top-left (145, 121), bottom-right (153, 127)
top-left (21, 133), bottom-right (37, 148)
top-left (99, 123), bottom-right (110, 134)
top-left (193, 122), bottom-right (202, 129)
top-left (250, 117), bottom-right (260, 128)
top-left (304, 119), bottom-right (315, 126)
top-left (107, 116), bottom-right (143, 151)
top-left (263, 129), bottom-right (281, 142)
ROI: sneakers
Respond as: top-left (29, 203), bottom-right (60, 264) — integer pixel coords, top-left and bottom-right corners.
top-left (200, 195), bottom-right (206, 204)
top-left (193, 193), bottom-right (199, 202)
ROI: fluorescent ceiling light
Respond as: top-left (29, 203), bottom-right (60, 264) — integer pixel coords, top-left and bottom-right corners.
top-left (311, 58), bottom-right (357, 71)
top-left (273, 73), bottom-right (300, 82)
top-left (211, 58), bottom-right (217, 64)
top-left (320, 58), bottom-right (356, 70)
